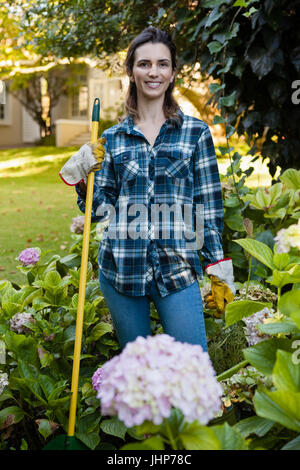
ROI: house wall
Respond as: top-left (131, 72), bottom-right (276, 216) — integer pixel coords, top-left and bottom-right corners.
top-left (0, 93), bottom-right (23, 147)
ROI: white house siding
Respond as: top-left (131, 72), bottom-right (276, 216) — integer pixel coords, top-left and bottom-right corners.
top-left (22, 106), bottom-right (40, 143)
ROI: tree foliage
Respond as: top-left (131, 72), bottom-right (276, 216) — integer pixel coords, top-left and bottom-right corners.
top-left (5, 0), bottom-right (300, 172)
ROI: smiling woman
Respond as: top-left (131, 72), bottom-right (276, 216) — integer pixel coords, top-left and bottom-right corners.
top-left (59, 26), bottom-right (236, 352)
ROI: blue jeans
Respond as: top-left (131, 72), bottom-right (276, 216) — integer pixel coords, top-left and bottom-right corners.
top-left (99, 270), bottom-right (208, 351)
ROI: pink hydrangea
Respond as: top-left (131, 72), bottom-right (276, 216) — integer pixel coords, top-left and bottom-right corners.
top-left (92, 334), bottom-right (223, 428)
top-left (18, 248), bottom-right (40, 266)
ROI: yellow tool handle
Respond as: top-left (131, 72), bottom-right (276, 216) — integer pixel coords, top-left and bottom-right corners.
top-left (68, 98), bottom-right (100, 437)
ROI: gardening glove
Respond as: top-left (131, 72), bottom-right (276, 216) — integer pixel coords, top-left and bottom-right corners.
top-left (204, 258), bottom-right (235, 318)
top-left (59, 137), bottom-right (106, 186)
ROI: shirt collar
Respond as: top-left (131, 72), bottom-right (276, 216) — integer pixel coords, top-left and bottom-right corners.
top-left (117, 108), bottom-right (184, 135)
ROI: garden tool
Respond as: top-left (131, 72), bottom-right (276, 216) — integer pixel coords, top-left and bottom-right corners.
top-left (43, 98), bottom-right (101, 450)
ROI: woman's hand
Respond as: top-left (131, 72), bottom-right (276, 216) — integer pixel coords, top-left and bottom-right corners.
top-left (204, 275), bottom-right (234, 318)
top-left (204, 258), bottom-right (235, 317)
top-left (59, 137), bottom-right (106, 186)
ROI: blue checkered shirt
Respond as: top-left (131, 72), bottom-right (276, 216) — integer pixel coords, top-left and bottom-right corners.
top-left (75, 108), bottom-right (224, 297)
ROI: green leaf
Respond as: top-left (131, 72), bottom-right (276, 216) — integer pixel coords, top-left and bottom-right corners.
top-left (257, 320), bottom-right (299, 336)
top-left (278, 289), bottom-right (300, 316)
top-left (100, 417), bottom-right (127, 440)
top-left (234, 238), bottom-right (274, 270)
top-left (179, 421), bottom-right (221, 450)
top-left (44, 270), bottom-right (62, 287)
top-left (219, 91), bottom-right (236, 107)
top-left (207, 41), bottom-right (223, 53)
top-left (281, 434), bottom-right (300, 450)
top-left (254, 389), bottom-right (300, 432)
top-left (75, 431), bottom-right (100, 450)
top-left (244, 338), bottom-right (293, 375)
top-left (121, 435), bottom-right (165, 450)
top-left (234, 416), bottom-right (274, 438)
top-left (0, 406), bottom-right (26, 428)
top-left (280, 169), bottom-right (300, 190)
top-left (272, 350), bottom-right (300, 392)
top-left (87, 322), bottom-right (113, 343)
top-left (270, 266), bottom-right (300, 288)
top-left (36, 419), bottom-right (52, 440)
top-left (212, 422), bottom-right (248, 449)
top-left (225, 300), bottom-right (272, 327)
top-left (213, 115), bottom-right (225, 124)
top-left (273, 252), bottom-right (290, 271)
top-left (225, 124), bottom-right (236, 138)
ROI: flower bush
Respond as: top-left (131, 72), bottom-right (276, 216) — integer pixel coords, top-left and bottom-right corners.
top-left (0, 166), bottom-right (300, 450)
top-left (93, 334), bottom-right (223, 427)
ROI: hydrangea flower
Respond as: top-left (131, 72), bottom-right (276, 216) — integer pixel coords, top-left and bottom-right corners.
top-left (18, 248), bottom-right (40, 266)
top-left (0, 373), bottom-right (9, 395)
top-left (70, 215), bottom-right (85, 234)
top-left (243, 307), bottom-right (274, 346)
top-left (10, 312), bottom-right (35, 334)
top-left (92, 334), bottom-right (222, 428)
top-left (274, 219), bottom-right (300, 253)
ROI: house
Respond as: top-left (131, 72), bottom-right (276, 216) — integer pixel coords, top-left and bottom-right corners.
top-left (0, 62), bottom-right (126, 148)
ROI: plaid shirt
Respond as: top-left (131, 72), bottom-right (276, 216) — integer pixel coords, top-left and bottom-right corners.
top-left (75, 108), bottom-right (224, 297)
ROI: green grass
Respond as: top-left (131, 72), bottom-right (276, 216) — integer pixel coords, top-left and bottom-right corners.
top-left (0, 146), bottom-right (82, 286)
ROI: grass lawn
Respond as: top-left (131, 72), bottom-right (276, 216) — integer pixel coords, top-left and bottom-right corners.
top-left (0, 146), bottom-right (82, 286)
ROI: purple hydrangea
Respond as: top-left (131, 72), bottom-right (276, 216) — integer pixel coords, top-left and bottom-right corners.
top-left (92, 367), bottom-right (103, 390)
top-left (70, 215), bottom-right (85, 234)
top-left (243, 307), bottom-right (274, 346)
top-left (92, 334), bottom-right (223, 428)
top-left (18, 248), bottom-right (40, 266)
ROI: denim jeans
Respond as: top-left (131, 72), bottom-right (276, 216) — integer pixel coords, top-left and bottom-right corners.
top-left (99, 270), bottom-right (208, 351)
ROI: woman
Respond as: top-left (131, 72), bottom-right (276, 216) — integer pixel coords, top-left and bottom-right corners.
top-left (60, 27), bottom-right (235, 351)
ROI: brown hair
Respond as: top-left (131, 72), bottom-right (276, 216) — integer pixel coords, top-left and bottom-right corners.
top-left (121, 26), bottom-right (181, 124)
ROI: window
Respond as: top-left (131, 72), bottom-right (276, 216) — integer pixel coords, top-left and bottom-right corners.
top-left (0, 104), bottom-right (4, 120)
top-left (0, 87), bottom-right (10, 125)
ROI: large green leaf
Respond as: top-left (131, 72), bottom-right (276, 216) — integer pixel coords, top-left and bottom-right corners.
top-left (212, 422), bottom-right (248, 449)
top-left (225, 300), bottom-right (272, 327)
top-left (254, 389), bottom-right (300, 432)
top-left (257, 319), bottom-right (299, 336)
top-left (278, 289), bottom-right (300, 316)
top-left (234, 238), bottom-right (274, 270)
top-left (100, 417), bottom-right (127, 440)
top-left (243, 338), bottom-right (293, 375)
top-left (121, 435), bottom-right (165, 450)
top-left (179, 421), bottom-right (221, 450)
top-left (86, 322), bottom-right (113, 343)
top-left (280, 169), bottom-right (300, 190)
top-left (0, 406), bottom-right (26, 428)
top-left (272, 350), bottom-right (300, 392)
top-left (234, 416), bottom-right (274, 438)
top-left (281, 434), bottom-right (300, 450)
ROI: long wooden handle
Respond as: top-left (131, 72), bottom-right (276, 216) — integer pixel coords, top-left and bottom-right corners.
top-left (68, 98), bottom-right (100, 437)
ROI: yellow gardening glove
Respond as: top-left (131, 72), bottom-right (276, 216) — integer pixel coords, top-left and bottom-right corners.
top-left (90, 136), bottom-right (106, 171)
top-left (204, 275), bottom-right (234, 318)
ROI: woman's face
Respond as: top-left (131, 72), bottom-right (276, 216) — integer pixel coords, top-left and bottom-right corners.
top-left (130, 42), bottom-right (175, 101)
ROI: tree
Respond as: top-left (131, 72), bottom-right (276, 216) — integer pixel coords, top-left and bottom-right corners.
top-left (21, 0), bottom-right (300, 173)
top-left (1, 1), bottom-right (89, 137)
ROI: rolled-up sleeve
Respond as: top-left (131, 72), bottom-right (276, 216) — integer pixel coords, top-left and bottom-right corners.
top-left (75, 135), bottom-right (118, 223)
top-left (193, 125), bottom-right (224, 267)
